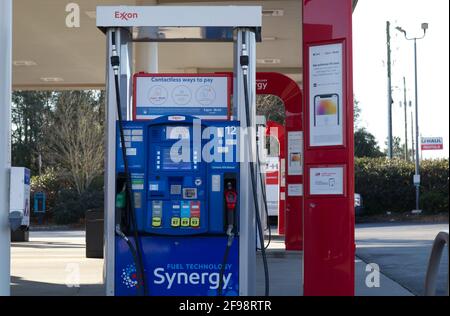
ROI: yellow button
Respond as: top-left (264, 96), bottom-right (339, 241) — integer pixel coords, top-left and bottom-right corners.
top-left (152, 217), bottom-right (161, 227)
top-left (171, 217), bottom-right (180, 227)
top-left (181, 218), bottom-right (190, 227)
top-left (190, 217), bottom-right (200, 227)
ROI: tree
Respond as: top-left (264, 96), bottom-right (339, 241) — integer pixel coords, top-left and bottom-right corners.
top-left (256, 94), bottom-right (285, 125)
top-left (355, 128), bottom-right (385, 158)
top-left (353, 99), bottom-right (385, 158)
top-left (11, 91), bottom-right (53, 174)
top-left (44, 91), bottom-right (105, 194)
top-left (384, 136), bottom-right (409, 159)
top-left (354, 98), bottom-right (361, 129)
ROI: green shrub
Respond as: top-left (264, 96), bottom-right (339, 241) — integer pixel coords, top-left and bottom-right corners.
top-left (30, 169), bottom-right (71, 218)
top-left (53, 188), bottom-right (104, 225)
top-left (355, 158), bottom-right (449, 214)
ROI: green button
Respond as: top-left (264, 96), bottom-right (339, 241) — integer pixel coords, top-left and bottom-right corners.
top-left (152, 217), bottom-right (161, 227)
top-left (181, 218), bottom-right (190, 227)
top-left (171, 217), bottom-right (180, 227)
top-left (190, 217), bottom-right (200, 227)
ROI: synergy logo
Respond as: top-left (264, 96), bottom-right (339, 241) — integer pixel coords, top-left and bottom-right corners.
top-left (121, 264), bottom-right (138, 288)
top-left (114, 11), bottom-right (139, 21)
top-left (153, 267), bottom-right (232, 290)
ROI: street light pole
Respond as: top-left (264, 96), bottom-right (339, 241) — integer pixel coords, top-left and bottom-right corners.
top-left (410, 105), bottom-right (415, 163)
top-left (413, 38), bottom-right (420, 210)
top-left (396, 23), bottom-right (428, 212)
top-left (402, 77), bottom-right (408, 161)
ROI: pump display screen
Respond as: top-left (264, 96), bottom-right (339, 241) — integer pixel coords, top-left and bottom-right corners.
top-left (166, 126), bottom-right (190, 140)
top-left (162, 147), bottom-right (192, 170)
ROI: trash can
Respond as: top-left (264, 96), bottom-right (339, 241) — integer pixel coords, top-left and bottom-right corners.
top-left (11, 227), bottom-right (29, 242)
top-left (85, 209), bottom-right (104, 258)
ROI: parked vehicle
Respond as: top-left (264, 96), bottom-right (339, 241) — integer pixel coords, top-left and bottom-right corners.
top-left (355, 193), bottom-right (364, 216)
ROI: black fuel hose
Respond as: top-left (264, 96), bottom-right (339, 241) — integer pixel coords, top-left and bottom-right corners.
top-left (256, 146), bottom-right (272, 250)
top-left (111, 30), bottom-right (147, 296)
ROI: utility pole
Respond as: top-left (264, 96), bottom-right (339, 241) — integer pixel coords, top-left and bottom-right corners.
top-left (396, 23), bottom-right (428, 212)
top-left (410, 104), bottom-right (415, 163)
top-left (420, 133), bottom-right (423, 161)
top-left (402, 77), bottom-right (408, 160)
top-left (386, 21), bottom-right (393, 159)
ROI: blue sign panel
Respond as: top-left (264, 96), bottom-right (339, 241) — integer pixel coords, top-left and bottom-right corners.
top-left (115, 236), bottom-right (239, 296)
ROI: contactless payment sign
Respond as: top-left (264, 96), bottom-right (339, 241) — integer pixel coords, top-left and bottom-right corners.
top-left (134, 74), bottom-right (230, 120)
top-left (309, 43), bottom-right (344, 147)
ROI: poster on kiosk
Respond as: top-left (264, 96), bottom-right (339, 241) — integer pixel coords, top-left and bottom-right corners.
top-left (133, 74), bottom-right (231, 120)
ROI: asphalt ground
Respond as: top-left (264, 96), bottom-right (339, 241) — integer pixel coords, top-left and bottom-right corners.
top-left (355, 222), bottom-right (448, 296)
top-left (11, 222), bottom-right (447, 296)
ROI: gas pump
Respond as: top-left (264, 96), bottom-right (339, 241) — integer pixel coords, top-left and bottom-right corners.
top-left (97, 5), bottom-right (268, 296)
top-left (114, 116), bottom-right (241, 295)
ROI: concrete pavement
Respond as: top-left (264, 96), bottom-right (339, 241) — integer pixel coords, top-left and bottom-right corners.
top-left (11, 230), bottom-right (104, 296)
top-left (256, 238), bottom-right (413, 296)
top-left (12, 223), bottom-right (446, 296)
top-left (356, 222), bottom-right (449, 296)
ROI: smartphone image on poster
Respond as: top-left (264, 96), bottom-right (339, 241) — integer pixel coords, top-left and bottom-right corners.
top-left (314, 94), bottom-right (339, 126)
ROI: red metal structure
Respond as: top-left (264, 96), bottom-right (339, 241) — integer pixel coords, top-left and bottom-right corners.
top-left (256, 72), bottom-right (303, 251)
top-left (302, 0), bottom-right (355, 295)
top-left (265, 120), bottom-right (285, 235)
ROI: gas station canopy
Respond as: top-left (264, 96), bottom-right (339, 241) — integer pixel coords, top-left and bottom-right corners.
top-left (12, 0), bottom-right (304, 90)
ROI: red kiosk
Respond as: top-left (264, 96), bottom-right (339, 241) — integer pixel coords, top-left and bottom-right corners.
top-left (302, 0), bottom-right (355, 295)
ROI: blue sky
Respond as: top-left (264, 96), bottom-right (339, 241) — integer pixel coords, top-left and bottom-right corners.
top-left (353, 0), bottom-right (449, 159)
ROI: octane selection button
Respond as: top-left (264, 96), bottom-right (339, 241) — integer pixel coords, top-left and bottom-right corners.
top-left (152, 217), bottom-right (161, 227)
top-left (190, 217), bottom-right (200, 227)
top-left (180, 218), bottom-right (190, 227)
top-left (171, 217), bottom-right (180, 227)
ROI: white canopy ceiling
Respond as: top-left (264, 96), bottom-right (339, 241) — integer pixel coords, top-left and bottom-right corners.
top-left (12, 0), bottom-right (303, 90)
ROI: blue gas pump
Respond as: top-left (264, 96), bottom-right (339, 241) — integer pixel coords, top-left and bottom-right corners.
top-left (98, 5), bottom-right (268, 297)
top-left (114, 116), bottom-right (241, 295)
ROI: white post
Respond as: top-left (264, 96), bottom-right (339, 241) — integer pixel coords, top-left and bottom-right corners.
top-left (234, 29), bottom-right (257, 296)
top-left (0, 0), bottom-right (13, 297)
top-left (134, 0), bottom-right (158, 74)
top-left (135, 43), bottom-right (159, 73)
top-left (104, 28), bottom-right (134, 296)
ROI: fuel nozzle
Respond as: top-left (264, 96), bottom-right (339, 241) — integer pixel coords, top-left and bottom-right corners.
top-left (115, 183), bottom-right (127, 230)
top-left (224, 182), bottom-right (237, 240)
top-left (225, 182), bottom-right (237, 211)
top-left (116, 184), bottom-right (127, 209)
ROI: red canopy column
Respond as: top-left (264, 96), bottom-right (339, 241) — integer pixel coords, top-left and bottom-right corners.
top-left (302, 0), bottom-right (355, 295)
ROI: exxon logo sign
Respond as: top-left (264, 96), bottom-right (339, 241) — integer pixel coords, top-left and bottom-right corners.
top-left (114, 11), bottom-right (138, 21)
